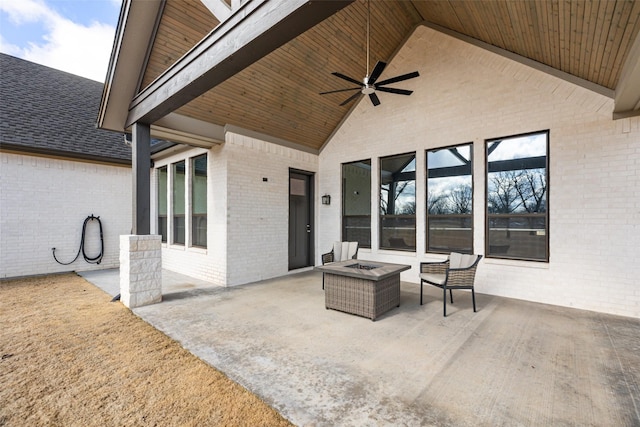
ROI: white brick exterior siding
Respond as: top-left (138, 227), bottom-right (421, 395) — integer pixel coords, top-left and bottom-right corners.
top-left (0, 152), bottom-right (131, 278)
top-left (151, 147), bottom-right (222, 284)
top-left (319, 25), bottom-right (640, 318)
top-left (152, 132), bottom-right (318, 286)
top-left (4, 24), bottom-right (636, 318)
top-left (225, 132), bottom-right (318, 285)
top-left (31, 24), bottom-right (632, 319)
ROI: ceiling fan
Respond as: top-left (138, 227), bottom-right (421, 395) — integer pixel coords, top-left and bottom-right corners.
top-left (319, 0), bottom-right (420, 107)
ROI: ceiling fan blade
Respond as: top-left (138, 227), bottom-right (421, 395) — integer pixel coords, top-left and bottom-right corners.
top-left (319, 87), bottom-right (361, 95)
top-left (376, 87), bottom-right (413, 96)
top-left (332, 72), bottom-right (363, 86)
top-left (369, 92), bottom-right (381, 106)
top-left (376, 71), bottom-right (420, 87)
top-left (340, 91), bottom-right (362, 106)
top-left (368, 61), bottom-right (387, 85)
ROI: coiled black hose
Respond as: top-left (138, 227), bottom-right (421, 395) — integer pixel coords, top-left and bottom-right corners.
top-left (52, 214), bottom-right (104, 265)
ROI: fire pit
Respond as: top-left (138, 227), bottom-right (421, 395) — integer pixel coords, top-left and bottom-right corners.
top-left (344, 263), bottom-right (379, 270)
top-left (314, 260), bottom-right (411, 321)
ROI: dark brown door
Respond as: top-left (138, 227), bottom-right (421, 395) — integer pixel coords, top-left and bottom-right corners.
top-left (289, 170), bottom-right (313, 270)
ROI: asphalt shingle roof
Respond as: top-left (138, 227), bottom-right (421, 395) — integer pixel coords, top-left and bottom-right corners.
top-left (0, 53), bottom-right (131, 164)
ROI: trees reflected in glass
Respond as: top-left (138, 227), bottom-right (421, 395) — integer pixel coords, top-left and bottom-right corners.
top-left (427, 144), bottom-right (473, 253)
top-left (486, 131), bottom-right (548, 261)
top-left (380, 153), bottom-right (416, 251)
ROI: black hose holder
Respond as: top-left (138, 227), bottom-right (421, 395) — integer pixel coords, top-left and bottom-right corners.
top-left (52, 214), bottom-right (104, 265)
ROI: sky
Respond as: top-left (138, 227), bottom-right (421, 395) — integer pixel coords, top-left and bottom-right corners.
top-left (0, 0), bottom-right (121, 82)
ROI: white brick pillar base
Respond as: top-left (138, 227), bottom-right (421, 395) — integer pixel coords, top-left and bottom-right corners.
top-left (119, 235), bottom-right (162, 308)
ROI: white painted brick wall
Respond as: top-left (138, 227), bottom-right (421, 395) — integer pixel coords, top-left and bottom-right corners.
top-left (319, 25), bottom-right (640, 318)
top-left (125, 25), bottom-right (639, 318)
top-left (152, 134), bottom-right (318, 287)
top-left (151, 146), bottom-right (226, 285)
top-left (225, 132), bottom-right (318, 285)
top-left (0, 152), bottom-right (131, 278)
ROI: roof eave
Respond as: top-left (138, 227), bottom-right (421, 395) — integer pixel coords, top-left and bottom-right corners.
top-left (0, 143), bottom-right (131, 166)
top-left (97, 0), bottom-right (164, 133)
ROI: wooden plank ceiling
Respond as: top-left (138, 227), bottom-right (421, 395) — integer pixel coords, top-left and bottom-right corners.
top-left (140, 0), bottom-right (640, 151)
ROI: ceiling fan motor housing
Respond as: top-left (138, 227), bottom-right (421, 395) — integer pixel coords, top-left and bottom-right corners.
top-left (362, 84), bottom-right (375, 95)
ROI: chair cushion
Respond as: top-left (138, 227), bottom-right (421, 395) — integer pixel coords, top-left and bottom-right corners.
top-left (345, 241), bottom-right (358, 260)
top-left (333, 241), bottom-right (343, 262)
top-left (334, 241), bottom-right (358, 261)
top-left (420, 273), bottom-right (446, 285)
top-left (449, 252), bottom-right (463, 268)
top-left (449, 252), bottom-right (477, 269)
top-left (460, 254), bottom-right (477, 268)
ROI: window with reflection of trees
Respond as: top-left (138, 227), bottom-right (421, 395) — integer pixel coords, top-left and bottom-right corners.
top-left (380, 153), bottom-right (416, 251)
top-left (486, 131), bottom-right (548, 261)
top-left (427, 144), bottom-right (473, 253)
top-left (342, 160), bottom-right (371, 248)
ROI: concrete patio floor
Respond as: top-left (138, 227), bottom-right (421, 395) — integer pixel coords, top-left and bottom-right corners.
top-left (80, 268), bottom-right (640, 427)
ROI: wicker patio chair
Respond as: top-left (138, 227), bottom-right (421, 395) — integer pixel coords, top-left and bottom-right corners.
top-left (419, 252), bottom-right (482, 317)
top-left (321, 241), bottom-right (358, 289)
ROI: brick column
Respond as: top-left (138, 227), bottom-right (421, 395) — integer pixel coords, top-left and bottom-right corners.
top-left (120, 235), bottom-right (162, 308)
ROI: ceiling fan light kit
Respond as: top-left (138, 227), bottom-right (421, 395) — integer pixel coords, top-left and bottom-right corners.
top-left (319, 0), bottom-right (420, 107)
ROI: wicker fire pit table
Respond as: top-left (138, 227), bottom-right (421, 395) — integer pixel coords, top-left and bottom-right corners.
top-left (314, 260), bottom-right (411, 321)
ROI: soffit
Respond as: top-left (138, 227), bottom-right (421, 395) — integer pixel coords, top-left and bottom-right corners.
top-left (138, 0), bottom-right (640, 151)
top-left (141, 0), bottom-right (220, 88)
top-left (413, 0), bottom-right (640, 90)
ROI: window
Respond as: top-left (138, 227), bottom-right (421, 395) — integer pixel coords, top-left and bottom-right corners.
top-left (486, 131), bottom-right (548, 261)
top-left (191, 154), bottom-right (207, 248)
top-left (427, 144), bottom-right (473, 253)
top-left (380, 153), bottom-right (416, 251)
top-left (342, 160), bottom-right (371, 248)
top-left (157, 166), bottom-right (168, 243)
top-left (159, 154), bottom-right (208, 247)
top-left (172, 160), bottom-right (186, 245)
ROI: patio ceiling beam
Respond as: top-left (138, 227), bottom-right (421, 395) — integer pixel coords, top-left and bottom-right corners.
top-left (152, 113), bottom-right (225, 147)
top-left (613, 31), bottom-right (640, 119)
top-left (200, 0), bottom-right (232, 22)
top-left (126, 0), bottom-right (354, 128)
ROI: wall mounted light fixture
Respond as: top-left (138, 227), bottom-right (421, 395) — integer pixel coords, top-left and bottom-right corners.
top-left (322, 194), bottom-right (331, 205)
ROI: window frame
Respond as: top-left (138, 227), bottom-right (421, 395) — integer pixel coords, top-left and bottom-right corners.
top-left (341, 159), bottom-right (372, 249)
top-left (426, 142), bottom-right (474, 255)
top-left (157, 166), bottom-right (168, 243)
top-left (485, 130), bottom-right (550, 262)
top-left (171, 160), bottom-right (186, 246)
top-left (379, 151), bottom-right (417, 252)
top-left (157, 152), bottom-right (208, 249)
top-left (190, 154), bottom-right (207, 249)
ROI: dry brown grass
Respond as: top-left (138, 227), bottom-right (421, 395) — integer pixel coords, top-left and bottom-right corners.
top-left (0, 273), bottom-right (293, 427)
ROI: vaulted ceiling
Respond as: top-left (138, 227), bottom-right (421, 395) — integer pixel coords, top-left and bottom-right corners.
top-left (99, 0), bottom-right (640, 153)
